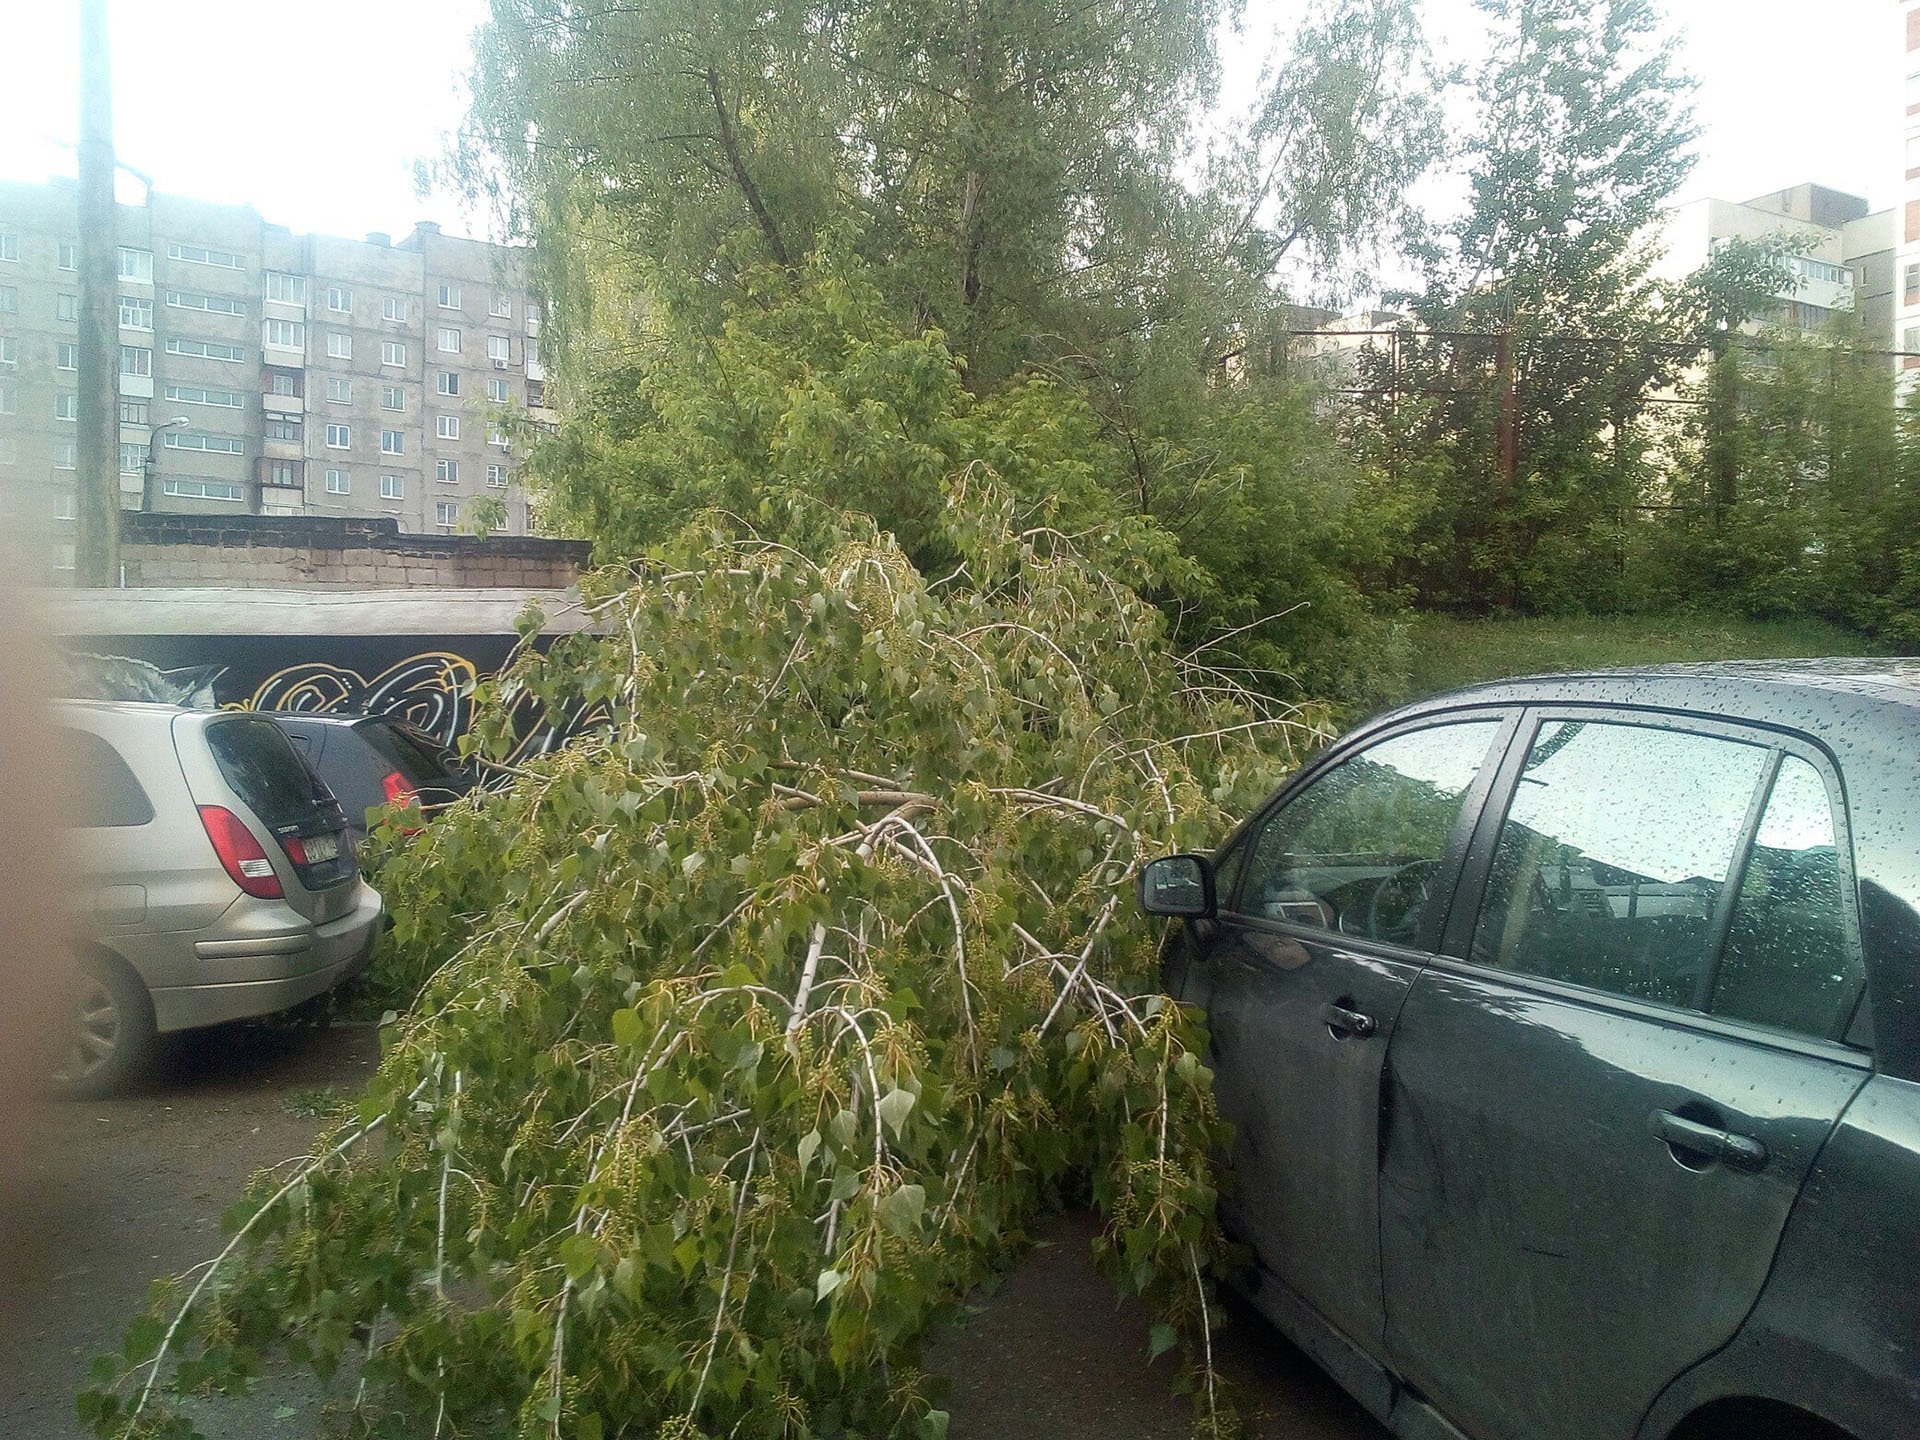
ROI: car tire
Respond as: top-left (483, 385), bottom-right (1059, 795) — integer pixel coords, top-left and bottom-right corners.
top-left (49, 951), bottom-right (156, 1099)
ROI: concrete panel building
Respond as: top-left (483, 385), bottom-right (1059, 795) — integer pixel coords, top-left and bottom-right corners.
top-left (0, 179), bottom-right (549, 580)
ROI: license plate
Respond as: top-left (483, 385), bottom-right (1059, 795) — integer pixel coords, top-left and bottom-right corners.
top-left (304, 833), bottom-right (341, 863)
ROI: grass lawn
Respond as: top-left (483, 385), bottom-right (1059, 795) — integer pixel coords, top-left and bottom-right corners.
top-left (1391, 611), bottom-right (1893, 705)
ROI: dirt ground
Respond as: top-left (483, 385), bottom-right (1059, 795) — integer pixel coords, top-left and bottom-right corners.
top-left (0, 1021), bottom-right (1382, 1440)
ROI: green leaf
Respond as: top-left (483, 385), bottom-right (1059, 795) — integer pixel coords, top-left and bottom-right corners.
top-left (876, 1086), bottom-right (916, 1138)
top-left (559, 1233), bottom-right (600, 1283)
top-left (816, 1269), bottom-right (845, 1302)
top-left (611, 1008), bottom-right (645, 1048)
top-left (1148, 1323), bottom-right (1178, 1361)
top-left (797, 1128), bottom-right (821, 1174)
top-left (878, 1182), bottom-right (926, 1235)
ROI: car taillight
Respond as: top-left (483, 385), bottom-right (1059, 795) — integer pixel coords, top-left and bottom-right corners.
top-left (381, 771), bottom-right (418, 805)
top-left (197, 805), bottom-right (284, 899)
top-left (281, 834), bottom-right (310, 865)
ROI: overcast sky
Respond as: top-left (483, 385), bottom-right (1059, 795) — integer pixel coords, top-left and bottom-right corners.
top-left (0, 0), bottom-right (1906, 247)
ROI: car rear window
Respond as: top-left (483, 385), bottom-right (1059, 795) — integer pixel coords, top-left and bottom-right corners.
top-left (204, 716), bottom-right (323, 828)
top-left (354, 720), bottom-right (454, 784)
top-left (59, 727), bottom-right (155, 827)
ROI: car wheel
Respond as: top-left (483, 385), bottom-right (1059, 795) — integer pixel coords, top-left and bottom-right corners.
top-left (49, 953), bottom-right (155, 1099)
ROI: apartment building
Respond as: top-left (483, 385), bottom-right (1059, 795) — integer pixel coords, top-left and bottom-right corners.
top-left (1659, 184), bottom-right (1894, 341)
top-left (0, 179), bottom-right (549, 578)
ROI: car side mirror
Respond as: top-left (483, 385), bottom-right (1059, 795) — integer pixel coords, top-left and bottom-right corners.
top-left (1138, 854), bottom-right (1216, 919)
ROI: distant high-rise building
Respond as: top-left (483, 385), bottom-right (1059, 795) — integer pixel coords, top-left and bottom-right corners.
top-left (1897, 1), bottom-right (1920, 378)
top-left (0, 179), bottom-right (550, 580)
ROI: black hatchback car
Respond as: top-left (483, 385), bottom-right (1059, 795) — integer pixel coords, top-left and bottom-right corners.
top-left (1140, 661), bottom-right (1920, 1440)
top-left (266, 712), bottom-right (479, 840)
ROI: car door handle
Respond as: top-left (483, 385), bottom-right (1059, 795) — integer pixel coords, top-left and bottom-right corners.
top-left (1650, 1109), bottom-right (1768, 1171)
top-left (1321, 1002), bottom-right (1377, 1040)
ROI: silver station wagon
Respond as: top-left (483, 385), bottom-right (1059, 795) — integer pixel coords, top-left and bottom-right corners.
top-left (55, 700), bottom-right (384, 1096)
top-left (1141, 661), bottom-right (1920, 1440)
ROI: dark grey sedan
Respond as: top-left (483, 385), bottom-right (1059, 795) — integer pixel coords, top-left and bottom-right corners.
top-left (1140, 661), bottom-right (1920, 1440)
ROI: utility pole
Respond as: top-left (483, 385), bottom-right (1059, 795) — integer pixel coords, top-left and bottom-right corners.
top-left (75, 0), bottom-right (119, 587)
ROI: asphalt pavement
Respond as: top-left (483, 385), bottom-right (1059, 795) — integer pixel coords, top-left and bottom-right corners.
top-left (0, 1021), bottom-right (1382, 1440)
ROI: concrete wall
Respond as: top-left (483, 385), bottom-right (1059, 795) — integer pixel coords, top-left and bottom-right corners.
top-left (116, 511), bottom-right (590, 589)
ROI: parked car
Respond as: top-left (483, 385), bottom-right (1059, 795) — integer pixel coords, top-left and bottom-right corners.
top-left (53, 700), bottom-right (384, 1096)
top-left (1139, 661), bottom-right (1920, 1440)
top-left (264, 711), bottom-right (479, 841)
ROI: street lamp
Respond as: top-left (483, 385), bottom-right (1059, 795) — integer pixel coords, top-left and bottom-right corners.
top-left (141, 415), bottom-right (190, 512)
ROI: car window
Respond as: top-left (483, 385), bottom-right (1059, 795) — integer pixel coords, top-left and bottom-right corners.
top-left (1237, 720), bottom-right (1501, 945)
top-left (1470, 721), bottom-right (1767, 1008)
top-left (1712, 755), bottom-right (1864, 1041)
top-left (204, 716), bottom-right (323, 828)
top-left (59, 727), bottom-right (154, 828)
top-left (355, 720), bottom-right (456, 784)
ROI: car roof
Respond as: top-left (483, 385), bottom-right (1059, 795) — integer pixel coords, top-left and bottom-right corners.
top-left (258, 711), bottom-right (390, 727)
top-left (52, 697), bottom-right (188, 719)
top-left (1378, 657), bottom-right (1920, 735)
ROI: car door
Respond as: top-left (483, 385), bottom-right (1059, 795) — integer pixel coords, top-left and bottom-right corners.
top-left (1175, 711), bottom-right (1514, 1385)
top-left (1378, 710), bottom-right (1875, 1440)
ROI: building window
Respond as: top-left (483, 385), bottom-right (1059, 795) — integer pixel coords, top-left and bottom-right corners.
top-left (166, 383), bottom-right (247, 408)
top-left (436, 458), bottom-right (458, 482)
top-left (119, 296), bottom-right (154, 330)
top-left (383, 296), bottom-right (406, 322)
top-left (51, 490), bottom-right (75, 519)
top-left (57, 292), bottom-right (77, 321)
top-left (117, 248), bottom-right (153, 282)
top-left (326, 286), bottom-right (352, 312)
top-left (438, 283), bottom-right (461, 309)
top-left (437, 371), bottom-right (459, 396)
top-left (381, 340), bottom-right (406, 366)
top-left (489, 294), bottom-right (511, 319)
top-left (436, 414), bottom-right (460, 439)
top-left (327, 377), bottom-right (352, 403)
top-left (0, 233), bottom-right (15, 261)
top-left (119, 344), bottom-right (153, 376)
top-left (119, 398), bottom-right (148, 424)
top-left (0, 285), bottom-right (15, 313)
top-left (264, 459), bottom-right (302, 488)
top-left (486, 377), bottom-right (509, 403)
top-left (0, 436), bottom-right (14, 464)
top-left (380, 385), bottom-right (405, 410)
top-left (167, 288), bottom-right (246, 316)
top-left (436, 501), bottom-right (459, 528)
top-left (526, 302), bottom-right (542, 334)
top-left (486, 464), bottom-right (508, 488)
top-left (57, 342), bottom-right (78, 370)
top-left (264, 416), bottom-right (302, 442)
top-left (437, 327), bottom-right (461, 353)
top-left (116, 443), bottom-right (141, 473)
top-left (381, 429), bottom-right (404, 455)
top-left (380, 473), bottom-right (403, 500)
top-left (326, 331), bottom-right (352, 359)
top-left (265, 318), bottom-right (305, 349)
top-left (487, 334), bottom-right (510, 367)
top-left (525, 375), bottom-right (544, 405)
top-left (162, 477), bottom-right (245, 501)
top-left (55, 392), bottom-right (76, 420)
top-left (168, 242), bottom-right (245, 270)
top-left (0, 382), bottom-right (14, 414)
top-left (267, 370), bottom-right (299, 397)
top-left (165, 430), bottom-right (246, 454)
top-left (325, 422), bottom-right (351, 449)
top-left (1906, 263), bottom-right (1919, 307)
top-left (59, 440), bottom-right (81, 469)
top-left (265, 272), bottom-right (306, 303)
top-left (167, 336), bottom-right (246, 362)
top-left (0, 337), bottom-right (16, 366)
top-left (325, 468), bottom-right (350, 495)
top-left (58, 242), bottom-right (78, 271)
top-left (489, 427), bottom-right (509, 449)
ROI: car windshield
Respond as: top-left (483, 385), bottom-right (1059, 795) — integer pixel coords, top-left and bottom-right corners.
top-left (204, 716), bottom-right (322, 829)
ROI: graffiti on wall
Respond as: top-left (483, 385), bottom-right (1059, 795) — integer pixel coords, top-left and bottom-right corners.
top-left (60, 634), bottom-right (599, 756)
